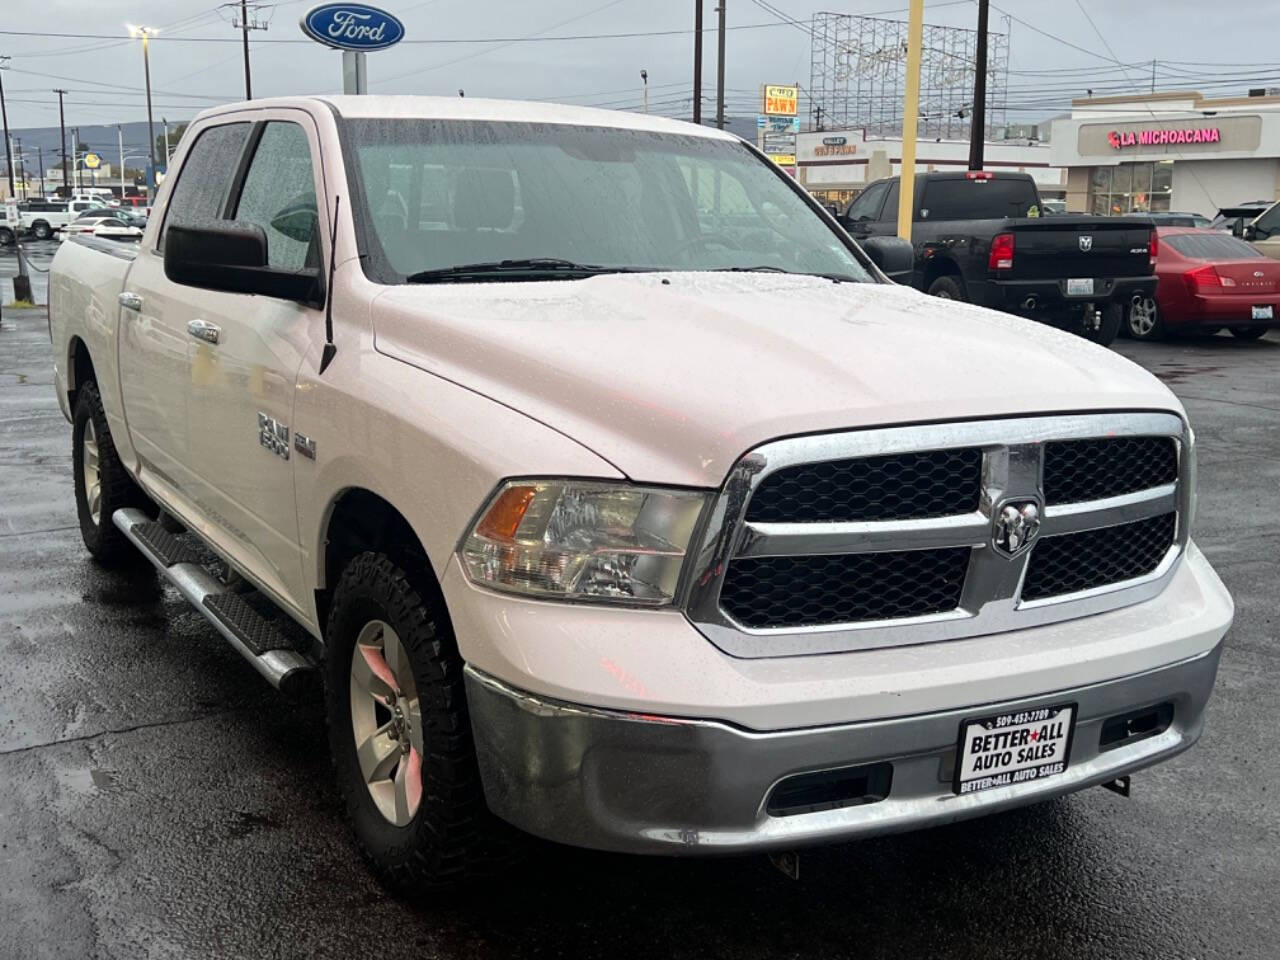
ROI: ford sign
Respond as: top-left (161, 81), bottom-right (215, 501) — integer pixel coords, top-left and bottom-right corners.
top-left (300, 3), bottom-right (405, 51)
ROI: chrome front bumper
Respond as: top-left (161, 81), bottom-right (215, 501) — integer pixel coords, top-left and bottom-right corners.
top-left (465, 643), bottom-right (1223, 855)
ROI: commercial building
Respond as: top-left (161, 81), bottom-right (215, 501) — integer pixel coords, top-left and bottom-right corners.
top-left (1049, 90), bottom-right (1280, 217)
top-left (796, 131), bottom-right (1065, 210)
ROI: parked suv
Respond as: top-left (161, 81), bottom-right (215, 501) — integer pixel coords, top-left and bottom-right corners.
top-left (49, 96), bottom-right (1232, 889)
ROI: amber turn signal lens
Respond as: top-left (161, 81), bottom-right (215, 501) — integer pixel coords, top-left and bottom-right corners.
top-left (475, 485), bottom-right (538, 541)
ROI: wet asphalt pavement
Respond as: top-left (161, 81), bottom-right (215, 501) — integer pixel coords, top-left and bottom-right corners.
top-left (1, 245), bottom-right (1278, 959)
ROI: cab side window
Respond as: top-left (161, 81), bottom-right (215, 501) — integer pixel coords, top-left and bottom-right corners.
top-left (879, 180), bottom-right (901, 226)
top-left (232, 122), bottom-right (319, 272)
top-left (844, 182), bottom-right (887, 222)
top-left (1252, 204), bottom-right (1280, 240)
top-left (159, 122), bottom-right (251, 246)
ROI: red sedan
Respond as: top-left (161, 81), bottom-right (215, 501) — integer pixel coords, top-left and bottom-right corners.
top-left (1126, 227), bottom-right (1280, 340)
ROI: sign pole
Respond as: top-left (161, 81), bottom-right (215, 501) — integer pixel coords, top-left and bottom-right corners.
top-left (342, 50), bottom-right (367, 94)
top-left (897, 0), bottom-right (924, 242)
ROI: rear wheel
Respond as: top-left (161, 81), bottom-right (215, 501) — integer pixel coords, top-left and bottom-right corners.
top-left (325, 551), bottom-right (513, 892)
top-left (1126, 296), bottom-right (1164, 341)
top-left (0, 227), bottom-right (13, 246)
top-left (1229, 325), bottom-right (1269, 340)
top-left (72, 382), bottom-right (147, 564)
top-left (927, 275), bottom-right (966, 301)
top-left (32, 220), bottom-right (52, 241)
top-left (1081, 303), bottom-right (1122, 347)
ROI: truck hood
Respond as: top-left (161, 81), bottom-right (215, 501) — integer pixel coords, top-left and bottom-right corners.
top-left (372, 273), bottom-right (1182, 487)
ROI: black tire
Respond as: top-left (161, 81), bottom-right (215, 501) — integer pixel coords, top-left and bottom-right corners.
top-left (927, 274), bottom-right (966, 301)
top-left (0, 227), bottom-right (13, 246)
top-left (1081, 303), bottom-right (1122, 347)
top-left (32, 221), bottom-right (52, 241)
top-left (72, 382), bottom-right (146, 564)
top-left (1125, 295), bottom-right (1165, 341)
top-left (325, 551), bottom-right (512, 892)
top-left (1229, 325), bottom-right (1269, 341)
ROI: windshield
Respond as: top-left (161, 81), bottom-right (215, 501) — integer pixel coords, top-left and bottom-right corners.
top-left (342, 119), bottom-right (874, 283)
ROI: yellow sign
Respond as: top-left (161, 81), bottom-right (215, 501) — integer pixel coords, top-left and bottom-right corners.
top-left (763, 84), bottom-right (798, 117)
top-left (768, 154), bottom-right (797, 167)
top-left (83, 153), bottom-right (101, 170)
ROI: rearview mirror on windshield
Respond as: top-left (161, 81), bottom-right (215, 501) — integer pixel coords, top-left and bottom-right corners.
top-left (164, 222), bottom-right (322, 307)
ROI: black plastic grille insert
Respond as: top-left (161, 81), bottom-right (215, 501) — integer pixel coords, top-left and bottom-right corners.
top-left (720, 548), bottom-right (970, 628)
top-left (746, 448), bottom-right (982, 523)
top-left (1022, 513), bottom-right (1176, 602)
top-left (1043, 437), bottom-right (1177, 506)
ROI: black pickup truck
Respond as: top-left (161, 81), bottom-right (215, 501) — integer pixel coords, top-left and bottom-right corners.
top-left (838, 171), bottom-right (1157, 344)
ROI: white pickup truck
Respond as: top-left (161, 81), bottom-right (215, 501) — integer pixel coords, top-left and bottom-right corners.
top-left (49, 96), bottom-right (1233, 890)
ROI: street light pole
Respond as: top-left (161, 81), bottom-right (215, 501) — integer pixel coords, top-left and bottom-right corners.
top-left (715, 0), bottom-right (726, 130)
top-left (967, 0), bottom-right (989, 171)
top-left (241, 0), bottom-right (253, 99)
top-left (0, 56), bottom-right (13, 199)
top-left (13, 136), bottom-right (23, 199)
top-left (117, 125), bottom-right (125, 198)
top-left (897, 0), bottom-right (924, 242)
top-left (640, 69), bottom-right (649, 113)
top-left (131, 26), bottom-right (158, 184)
top-left (54, 88), bottom-right (69, 195)
top-left (692, 0), bottom-right (703, 125)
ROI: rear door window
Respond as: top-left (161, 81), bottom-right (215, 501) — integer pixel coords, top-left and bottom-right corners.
top-left (920, 178), bottom-right (1040, 220)
top-left (159, 121), bottom-right (251, 246)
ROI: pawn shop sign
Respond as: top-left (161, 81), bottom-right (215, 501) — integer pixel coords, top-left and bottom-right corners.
top-left (83, 153), bottom-right (101, 170)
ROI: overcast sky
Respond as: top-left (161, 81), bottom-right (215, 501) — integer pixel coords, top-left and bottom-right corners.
top-left (2, 0), bottom-right (1278, 135)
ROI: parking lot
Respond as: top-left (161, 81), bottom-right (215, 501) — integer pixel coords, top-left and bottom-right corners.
top-left (1, 245), bottom-right (1277, 960)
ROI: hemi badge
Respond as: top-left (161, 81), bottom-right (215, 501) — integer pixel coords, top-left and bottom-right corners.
top-left (294, 433), bottom-right (317, 460)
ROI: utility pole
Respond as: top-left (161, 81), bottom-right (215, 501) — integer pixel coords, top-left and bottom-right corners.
top-left (241, 0), bottom-right (253, 99)
top-left (162, 117), bottom-right (171, 164)
top-left (1150, 59), bottom-right (1156, 94)
top-left (967, 0), bottom-right (989, 171)
top-left (693, 0), bottom-right (703, 125)
top-left (117, 125), bottom-right (125, 198)
top-left (898, 0), bottom-right (923, 242)
top-left (36, 145), bottom-right (44, 197)
top-left (54, 88), bottom-right (69, 195)
top-left (715, 0), bottom-right (726, 130)
top-left (0, 56), bottom-right (12, 199)
top-left (640, 70), bottom-right (649, 113)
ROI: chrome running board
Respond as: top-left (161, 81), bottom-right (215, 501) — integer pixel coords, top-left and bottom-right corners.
top-left (113, 507), bottom-right (316, 696)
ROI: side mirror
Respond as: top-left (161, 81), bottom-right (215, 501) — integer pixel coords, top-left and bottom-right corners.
top-left (859, 235), bottom-right (914, 281)
top-left (1242, 223), bottom-right (1258, 242)
top-left (164, 221), bottom-right (321, 307)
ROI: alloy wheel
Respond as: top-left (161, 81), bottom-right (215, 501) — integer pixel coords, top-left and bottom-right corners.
top-left (349, 619), bottom-right (423, 827)
top-left (82, 419), bottom-right (102, 526)
top-left (1129, 297), bottom-right (1158, 337)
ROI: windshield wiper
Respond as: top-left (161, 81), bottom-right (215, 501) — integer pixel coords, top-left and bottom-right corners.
top-left (708, 266), bottom-right (853, 283)
top-left (405, 258), bottom-right (641, 283)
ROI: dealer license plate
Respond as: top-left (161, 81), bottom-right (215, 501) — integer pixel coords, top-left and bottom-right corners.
top-left (954, 704), bottom-right (1076, 795)
top-left (1066, 278), bottom-right (1094, 296)
top-left (1252, 305), bottom-right (1274, 320)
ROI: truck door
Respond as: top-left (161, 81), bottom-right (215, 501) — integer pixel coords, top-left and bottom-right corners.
top-left (181, 115), bottom-right (325, 615)
top-left (118, 121), bottom-right (252, 504)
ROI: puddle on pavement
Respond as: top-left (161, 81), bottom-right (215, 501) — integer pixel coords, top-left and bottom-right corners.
top-left (1152, 363), bottom-right (1224, 383)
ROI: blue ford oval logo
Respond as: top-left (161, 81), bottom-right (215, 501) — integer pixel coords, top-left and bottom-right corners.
top-left (300, 3), bottom-right (405, 51)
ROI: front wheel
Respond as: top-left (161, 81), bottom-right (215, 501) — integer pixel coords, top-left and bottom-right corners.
top-left (926, 275), bottom-right (966, 300)
top-left (1229, 325), bottom-right (1269, 341)
top-left (1126, 296), bottom-right (1164, 341)
top-left (32, 221), bottom-right (52, 241)
top-left (325, 552), bottom-right (513, 892)
top-left (0, 227), bottom-right (13, 246)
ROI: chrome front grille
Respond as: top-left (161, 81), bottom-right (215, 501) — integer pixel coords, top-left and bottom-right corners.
top-left (683, 413), bottom-right (1191, 659)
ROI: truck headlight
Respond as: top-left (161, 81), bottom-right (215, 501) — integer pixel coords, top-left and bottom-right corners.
top-left (460, 480), bottom-right (708, 605)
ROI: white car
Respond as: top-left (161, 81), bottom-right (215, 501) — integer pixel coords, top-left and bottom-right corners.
top-left (60, 214), bottom-right (145, 242)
